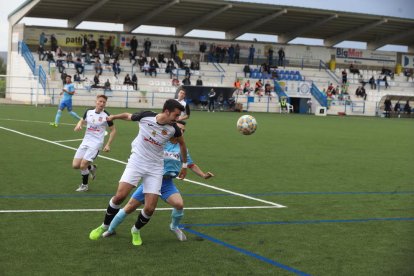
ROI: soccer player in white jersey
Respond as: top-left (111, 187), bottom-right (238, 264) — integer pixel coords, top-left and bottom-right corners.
top-left (72, 95), bottom-right (117, 192)
top-left (101, 120), bottom-right (214, 244)
top-left (175, 88), bottom-right (190, 120)
top-left (50, 75), bottom-right (81, 127)
top-left (89, 99), bottom-right (187, 244)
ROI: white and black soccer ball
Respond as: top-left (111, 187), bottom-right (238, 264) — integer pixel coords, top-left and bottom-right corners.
top-left (236, 115), bottom-right (257, 135)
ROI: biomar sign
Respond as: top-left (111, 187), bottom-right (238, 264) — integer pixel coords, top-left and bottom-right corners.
top-left (335, 47), bottom-right (396, 66)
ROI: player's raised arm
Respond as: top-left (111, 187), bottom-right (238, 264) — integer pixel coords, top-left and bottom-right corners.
top-left (107, 113), bottom-right (132, 122)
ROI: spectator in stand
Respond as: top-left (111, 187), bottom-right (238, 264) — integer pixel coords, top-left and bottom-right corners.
top-left (243, 80), bottom-right (252, 95)
top-left (51, 34), bottom-right (58, 52)
top-left (349, 63), bottom-right (360, 75)
top-left (112, 60), bottom-right (121, 79)
top-left (56, 59), bottom-right (65, 74)
top-left (243, 64), bottom-right (251, 78)
top-left (46, 51), bottom-right (55, 63)
top-left (158, 52), bottom-right (166, 63)
top-left (384, 97), bottom-right (392, 118)
top-left (182, 76), bottom-right (191, 86)
top-left (394, 101), bottom-right (401, 117)
top-left (39, 32), bottom-right (47, 49)
top-left (404, 100), bottom-right (411, 114)
top-left (248, 45), bottom-right (255, 65)
top-left (278, 48), bottom-right (285, 66)
top-left (381, 67), bottom-right (393, 78)
top-left (234, 79), bottom-right (241, 91)
top-left (74, 72), bottom-right (83, 83)
top-left (132, 73), bottom-right (138, 90)
top-left (264, 81), bottom-right (272, 96)
top-left (369, 76), bottom-right (377, 89)
top-left (326, 83), bottom-right (335, 94)
top-left (56, 47), bottom-right (65, 58)
top-left (92, 73), bottom-right (101, 88)
top-left (66, 52), bottom-right (74, 63)
top-left (98, 35), bottom-right (105, 53)
top-left (383, 75), bottom-right (389, 89)
top-left (208, 89), bottom-right (216, 112)
top-left (268, 47), bottom-right (274, 66)
top-left (124, 74), bottom-right (133, 86)
top-left (170, 41), bottom-right (178, 59)
top-left (196, 76), bottom-right (203, 86)
top-left (199, 42), bottom-right (207, 62)
top-left (149, 58), bottom-right (159, 77)
top-left (74, 58), bottom-right (84, 74)
top-left (88, 35), bottom-right (97, 52)
top-left (355, 86), bottom-right (366, 100)
top-left (142, 62), bottom-right (150, 76)
top-left (144, 38), bottom-right (151, 57)
top-left (234, 44), bottom-right (240, 64)
top-left (166, 59), bottom-right (175, 79)
top-left (342, 69), bottom-right (347, 84)
top-left (104, 79), bottom-right (112, 92)
top-left (60, 71), bottom-right (67, 85)
top-left (94, 58), bottom-right (103, 75)
top-left (38, 45), bottom-right (46, 61)
top-left (227, 45), bottom-right (235, 64)
top-left (403, 68), bottom-right (413, 81)
top-left (172, 76), bottom-right (180, 87)
top-left (130, 36), bottom-right (138, 60)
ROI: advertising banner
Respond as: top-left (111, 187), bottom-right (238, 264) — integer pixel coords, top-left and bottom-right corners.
top-left (335, 48), bottom-right (396, 66)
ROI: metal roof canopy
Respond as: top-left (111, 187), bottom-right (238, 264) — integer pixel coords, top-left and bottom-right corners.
top-left (8, 0), bottom-right (414, 50)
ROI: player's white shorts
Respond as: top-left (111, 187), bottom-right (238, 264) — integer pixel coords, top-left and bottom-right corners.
top-left (119, 153), bottom-right (163, 195)
top-left (74, 145), bottom-right (100, 162)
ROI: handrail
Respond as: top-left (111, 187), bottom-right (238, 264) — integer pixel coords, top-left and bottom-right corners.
top-left (18, 41), bottom-right (47, 94)
top-left (273, 80), bottom-right (289, 101)
top-left (310, 82), bottom-right (327, 107)
top-left (319, 60), bottom-right (340, 84)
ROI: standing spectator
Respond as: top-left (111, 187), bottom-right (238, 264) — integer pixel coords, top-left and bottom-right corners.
top-left (132, 73), bottom-right (138, 90)
top-left (50, 75), bottom-right (82, 127)
top-left (130, 36), bottom-right (138, 59)
top-left (342, 69), bottom-right (347, 84)
top-left (248, 44), bottom-right (255, 65)
top-left (39, 32), bottom-right (47, 48)
top-left (51, 34), bottom-right (58, 52)
top-left (196, 76), bottom-right (203, 86)
top-left (383, 75), bottom-right (389, 89)
top-left (384, 97), bottom-right (392, 118)
top-left (208, 89), bottom-right (216, 112)
top-left (394, 101), bottom-right (401, 117)
top-left (182, 76), bottom-right (191, 85)
top-left (98, 35), bottom-right (105, 53)
top-left (307, 98), bottom-right (313, 114)
top-left (170, 41), bottom-right (178, 59)
top-left (234, 44), bottom-right (240, 64)
top-left (278, 47), bottom-right (285, 66)
top-left (404, 100), bottom-right (411, 114)
top-left (199, 42), bottom-right (207, 62)
top-left (227, 45), bottom-right (235, 64)
top-left (175, 88), bottom-right (190, 120)
top-left (268, 47), bottom-right (274, 66)
top-left (143, 38), bottom-right (151, 57)
top-left (149, 57), bottom-right (159, 77)
top-left (369, 76), bottom-right (376, 89)
top-left (158, 52), bottom-right (166, 63)
top-left (38, 45), bottom-right (46, 61)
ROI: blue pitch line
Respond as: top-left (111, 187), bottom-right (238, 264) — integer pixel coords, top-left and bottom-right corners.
top-left (183, 217), bottom-right (414, 228)
top-left (1, 190), bottom-right (413, 199)
top-left (184, 228), bottom-right (311, 276)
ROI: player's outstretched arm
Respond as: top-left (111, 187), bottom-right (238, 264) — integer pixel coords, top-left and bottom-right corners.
top-left (74, 119), bottom-right (85, 131)
top-left (103, 125), bottom-right (117, 152)
top-left (177, 136), bottom-right (187, 180)
top-left (190, 164), bottom-right (214, 179)
top-left (107, 113), bottom-right (132, 122)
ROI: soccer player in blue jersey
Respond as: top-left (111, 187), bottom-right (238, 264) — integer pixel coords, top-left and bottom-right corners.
top-left (89, 99), bottom-right (187, 245)
top-left (101, 120), bottom-right (214, 244)
top-left (50, 75), bottom-right (81, 127)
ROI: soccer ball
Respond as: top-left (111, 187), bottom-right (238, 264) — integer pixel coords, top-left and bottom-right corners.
top-left (237, 115), bottom-right (257, 135)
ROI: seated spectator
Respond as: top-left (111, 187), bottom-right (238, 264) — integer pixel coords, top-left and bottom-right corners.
top-left (165, 59), bottom-right (176, 78)
top-left (74, 58), bottom-right (84, 74)
top-left (394, 101), bottom-right (401, 117)
top-left (355, 86), bottom-right (366, 100)
top-left (158, 52), bottom-right (166, 63)
top-left (104, 79), bottom-right (112, 91)
top-left (349, 63), bottom-right (360, 75)
top-left (74, 73), bottom-right (84, 83)
top-left (243, 64), bottom-right (251, 77)
top-left (326, 83), bottom-right (335, 94)
top-left (132, 73), bottom-right (138, 90)
top-left (142, 62), bottom-right (150, 75)
top-left (56, 59), bottom-right (65, 74)
top-left (149, 57), bottom-right (159, 77)
top-left (190, 60), bottom-right (200, 70)
top-left (404, 100), bottom-right (411, 114)
top-left (92, 73), bottom-right (101, 88)
top-left (172, 76), bottom-right (180, 87)
top-left (234, 79), bottom-right (241, 89)
top-left (381, 67), bottom-right (393, 77)
top-left (264, 81), bottom-right (273, 95)
top-left (46, 51), bottom-right (55, 63)
top-left (123, 74), bottom-right (134, 86)
top-left (255, 79), bottom-right (264, 100)
top-left (56, 47), bottom-right (65, 58)
top-left (196, 76), bottom-right (203, 86)
top-left (103, 55), bottom-right (111, 65)
top-left (66, 52), bottom-right (74, 63)
top-left (84, 52), bottom-right (92, 65)
top-left (243, 80), bottom-right (252, 95)
top-left (369, 76), bottom-right (377, 89)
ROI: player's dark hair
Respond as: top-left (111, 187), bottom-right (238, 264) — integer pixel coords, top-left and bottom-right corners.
top-left (163, 99), bottom-right (185, 112)
top-left (97, 94), bottom-right (108, 100)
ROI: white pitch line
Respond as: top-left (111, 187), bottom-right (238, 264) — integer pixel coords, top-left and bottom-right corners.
top-left (0, 118), bottom-right (76, 126)
top-left (0, 125), bottom-right (286, 207)
top-left (54, 138), bottom-right (84, 142)
top-left (0, 206), bottom-right (281, 213)
top-left (183, 179), bottom-right (286, 208)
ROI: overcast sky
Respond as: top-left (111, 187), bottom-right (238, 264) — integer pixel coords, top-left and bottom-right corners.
top-left (1, 0), bottom-right (413, 52)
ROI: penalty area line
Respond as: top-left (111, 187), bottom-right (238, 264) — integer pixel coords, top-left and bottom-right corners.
top-left (0, 205), bottom-right (281, 213)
